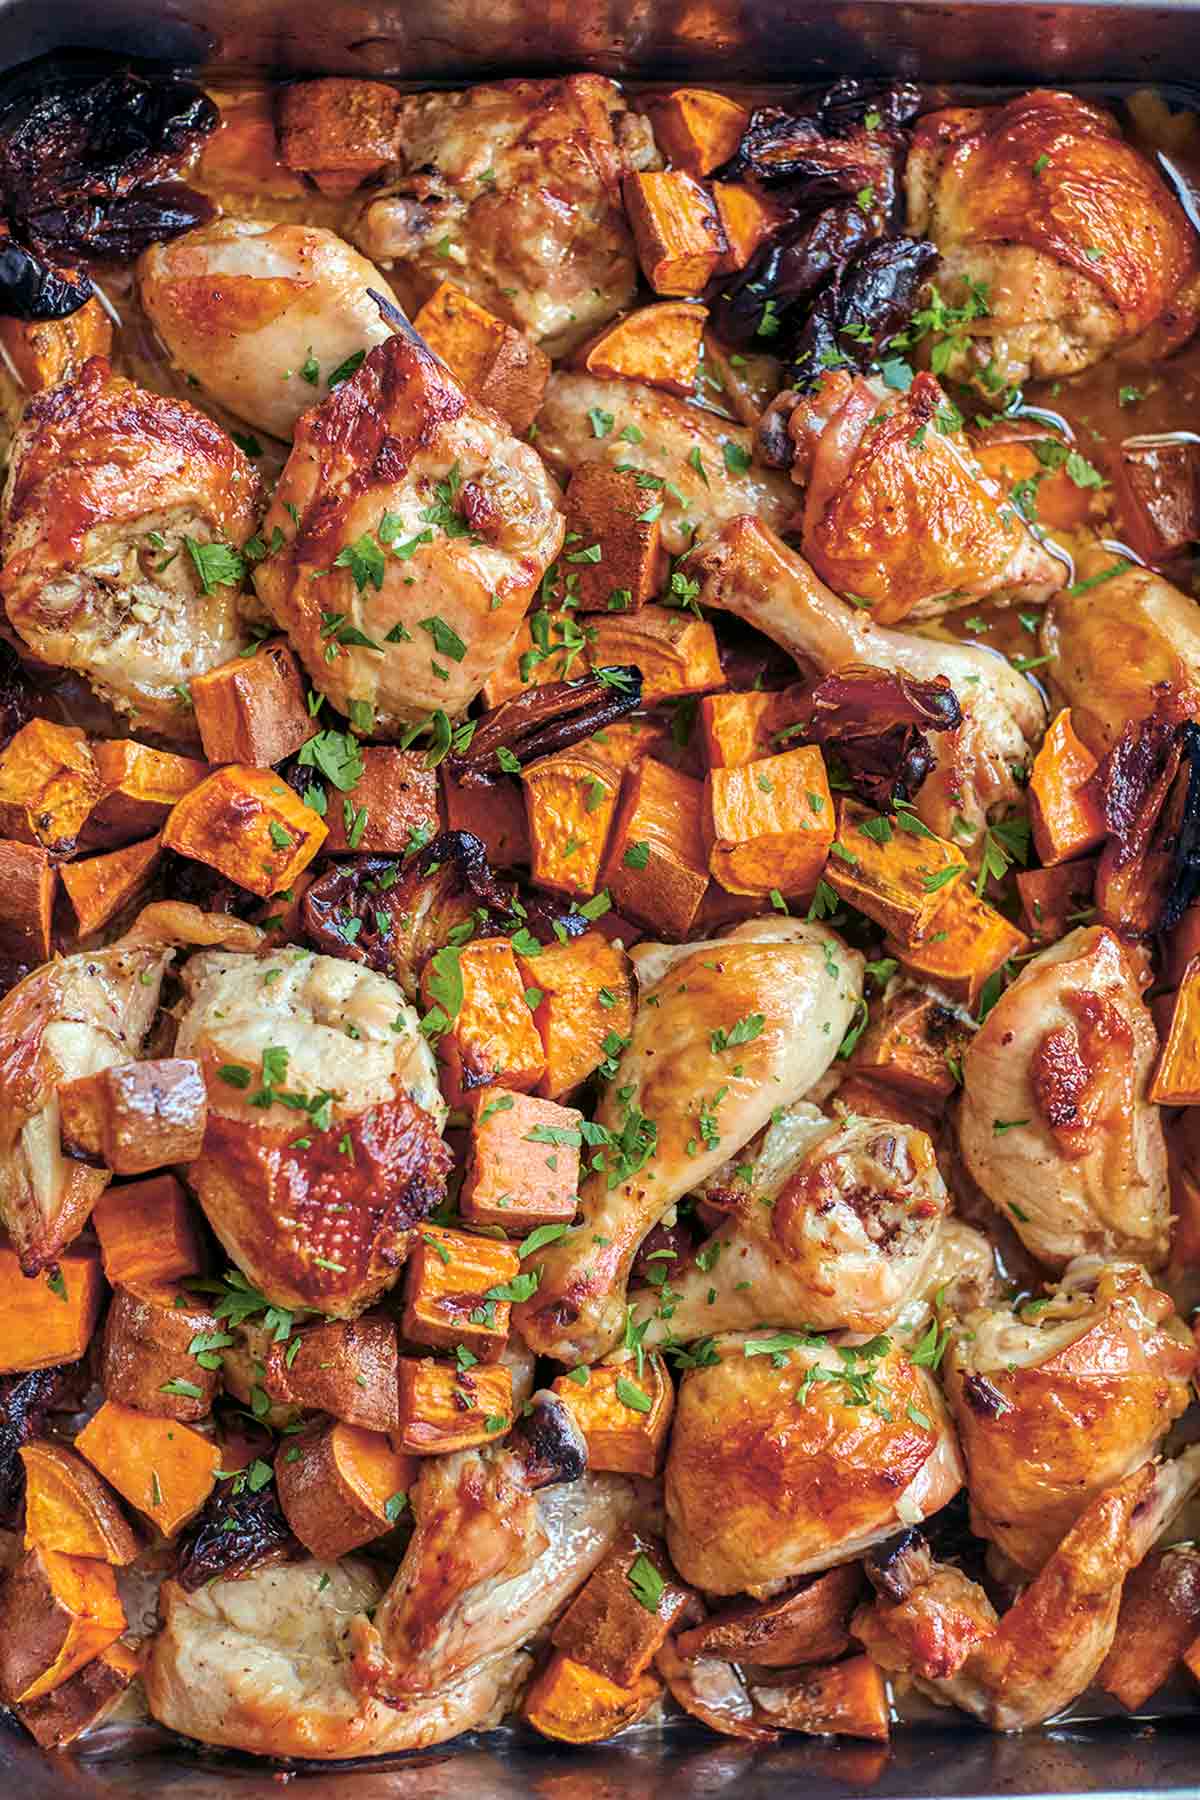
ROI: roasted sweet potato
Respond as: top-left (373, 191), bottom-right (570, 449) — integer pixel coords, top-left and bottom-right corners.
top-left (705, 746), bottom-right (834, 897)
top-left (1028, 709), bottom-right (1105, 866)
top-left (885, 882), bottom-right (1030, 1011)
top-left (513, 930), bottom-right (635, 1100)
top-left (460, 1089), bottom-right (582, 1231)
top-left (59, 1059), bottom-right (207, 1176)
top-left (0, 720), bottom-right (101, 855)
top-left (320, 748), bottom-right (440, 853)
top-left (602, 757), bottom-right (709, 936)
top-left (412, 281), bottom-right (550, 435)
top-left (750, 1654), bottom-right (890, 1742)
top-left (1152, 955), bottom-right (1200, 1105)
top-left (523, 1649), bottom-right (662, 1744)
top-left (19, 1442), bottom-right (139, 1566)
top-left (972, 438), bottom-right (1096, 533)
top-left (74, 1401), bottom-right (219, 1537)
top-left (522, 746), bottom-right (621, 897)
top-left (649, 88), bottom-right (749, 176)
top-left (161, 763), bottom-right (327, 898)
top-left (14, 1638), bottom-right (142, 1749)
top-left (561, 463), bottom-right (667, 615)
top-left (552, 1528), bottom-right (692, 1686)
top-left (90, 1176), bottom-right (203, 1288)
top-left (88, 740), bottom-right (208, 845)
top-left (623, 171), bottom-right (728, 295)
top-left (1099, 1547), bottom-right (1200, 1709)
top-left (264, 1314), bottom-right (399, 1434)
top-left (587, 607), bottom-right (724, 702)
top-left (393, 1357), bottom-right (514, 1455)
top-left (826, 799), bottom-right (965, 943)
top-left (0, 1545), bottom-right (125, 1705)
top-left (275, 1419), bottom-right (413, 1558)
top-left (675, 1563), bottom-right (863, 1667)
top-left (422, 935), bottom-right (546, 1108)
top-left (0, 300), bottom-right (112, 394)
top-left (699, 691), bottom-right (776, 768)
top-left (582, 302), bottom-right (708, 397)
top-left (189, 639), bottom-right (312, 768)
top-left (831, 1072), bottom-right (936, 1136)
top-left (0, 839), bottom-right (54, 960)
top-left (277, 76), bottom-right (400, 182)
top-left (481, 608), bottom-right (580, 709)
top-left (59, 835), bottom-right (161, 938)
top-left (0, 1242), bottom-right (104, 1374)
top-left (1111, 436), bottom-right (1200, 565)
top-left (847, 982), bottom-right (973, 1108)
top-left (403, 1224), bottom-right (521, 1357)
top-left (100, 1282), bottom-right (221, 1423)
top-left (713, 182), bottom-right (782, 273)
top-left (1016, 857), bottom-right (1098, 944)
top-left (552, 1354), bottom-right (674, 1477)
top-left (442, 771), bottom-right (530, 867)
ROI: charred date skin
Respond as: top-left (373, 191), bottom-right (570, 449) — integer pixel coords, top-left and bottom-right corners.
top-left (1163, 721), bottom-right (1200, 930)
top-left (508, 1391), bottom-right (588, 1491)
top-left (174, 1472), bottom-right (297, 1593)
top-left (0, 1365), bottom-right (68, 1526)
top-left (447, 668), bottom-right (643, 786)
top-left (0, 231), bottom-right (91, 319)
top-left (799, 664), bottom-right (961, 810)
top-left (0, 638), bottom-right (35, 750)
top-left (709, 203), bottom-right (870, 352)
top-left (790, 234), bottom-right (939, 393)
top-left (23, 185), bottom-right (214, 265)
top-left (157, 847), bottom-right (263, 921)
top-left (864, 1527), bottom-right (934, 1603)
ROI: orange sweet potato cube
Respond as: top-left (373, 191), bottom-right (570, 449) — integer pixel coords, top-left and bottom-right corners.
top-left (847, 983), bottom-right (972, 1108)
top-left (648, 88), bottom-right (749, 176)
top-left (515, 930), bottom-right (636, 1099)
top-left (276, 76), bottom-right (400, 177)
top-left (562, 463), bottom-right (666, 614)
top-left (394, 1358), bottom-right (514, 1455)
top-left (1016, 858), bottom-right (1097, 944)
top-left (413, 281), bottom-right (550, 436)
top-left (0, 299), bottom-right (111, 394)
top-left (0, 1242), bottom-right (105, 1374)
top-left (0, 720), bottom-right (101, 855)
top-left (0, 839), bottom-right (55, 960)
top-left (423, 936), bottom-right (546, 1108)
top-left (90, 1175), bottom-right (203, 1287)
top-left (587, 606), bottom-right (724, 702)
top-left (443, 772), bottom-right (530, 867)
top-left (0, 1546), bottom-right (125, 1705)
top-left (602, 757), bottom-right (709, 937)
top-left (826, 798), bottom-right (965, 942)
top-left (189, 639), bottom-right (312, 768)
top-left (713, 182), bottom-right (782, 272)
top-left (522, 748), bottom-right (621, 898)
top-left (88, 740), bottom-right (208, 845)
top-left (699, 691), bottom-right (776, 768)
top-left (551, 1355), bottom-right (674, 1477)
top-left (321, 748), bottom-right (440, 853)
top-left (552, 1527), bottom-right (692, 1685)
top-left (623, 171), bottom-right (728, 295)
top-left (1152, 955), bottom-right (1200, 1105)
top-left (60, 835), bottom-right (161, 938)
top-left (581, 302), bottom-right (707, 397)
top-left (460, 1090), bottom-right (582, 1231)
top-left (402, 1224), bottom-right (520, 1356)
top-left (161, 763), bottom-right (327, 898)
top-left (522, 1649), bottom-right (661, 1743)
top-left (74, 1401), bottom-right (219, 1537)
top-left (1028, 708), bottom-right (1105, 866)
top-left (705, 746), bottom-right (833, 896)
top-left (885, 882), bottom-right (1030, 1011)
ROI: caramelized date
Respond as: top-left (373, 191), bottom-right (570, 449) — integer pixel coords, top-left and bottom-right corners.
top-left (1165, 721), bottom-right (1200, 929)
top-left (447, 669), bottom-right (642, 785)
top-left (791, 234), bottom-right (938, 392)
top-left (0, 639), bottom-right (35, 750)
top-left (175, 1472), bottom-right (296, 1592)
top-left (0, 1365), bottom-right (67, 1525)
top-left (23, 184), bottom-right (214, 264)
top-left (709, 204), bottom-right (870, 349)
top-left (798, 664), bottom-right (961, 809)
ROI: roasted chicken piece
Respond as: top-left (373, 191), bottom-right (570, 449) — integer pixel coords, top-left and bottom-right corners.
top-left (664, 1330), bottom-right (963, 1595)
top-left (944, 1259), bottom-right (1195, 1572)
top-left (959, 925), bottom-right (1170, 1269)
top-left (0, 297), bottom-right (112, 396)
top-left (513, 917), bottom-right (863, 1363)
top-left (628, 1101), bottom-right (950, 1344)
top-left (784, 368), bottom-right (1063, 622)
top-left (906, 90), bottom-right (1199, 388)
top-left (534, 371), bottom-right (797, 555)
top-left (690, 516), bottom-right (1046, 842)
top-left (139, 219), bottom-right (401, 441)
top-left (347, 76), bottom-right (652, 353)
top-left (175, 944), bottom-right (449, 1316)
top-left (254, 328), bottom-right (563, 730)
top-left (0, 358), bottom-right (255, 738)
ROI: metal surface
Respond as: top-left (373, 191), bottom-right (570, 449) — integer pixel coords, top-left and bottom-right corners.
top-left (3, 0), bottom-right (1200, 1791)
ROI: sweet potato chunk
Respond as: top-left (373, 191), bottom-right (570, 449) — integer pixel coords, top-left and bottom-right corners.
top-left (0, 299), bottom-right (111, 393)
top-left (885, 882), bottom-right (1030, 1011)
top-left (60, 834), bottom-right (161, 938)
top-left (1152, 955), bottom-right (1200, 1105)
top-left (582, 302), bottom-right (708, 397)
top-left (700, 691), bottom-right (776, 768)
top-left (443, 771), bottom-right (530, 867)
top-left (0, 719), bottom-right (101, 854)
top-left (751, 1654), bottom-right (890, 1742)
top-left (321, 748), bottom-right (440, 853)
top-left (162, 763), bottom-right (327, 898)
top-left (19, 1442), bottom-right (139, 1566)
top-left (13, 1638), bottom-right (141, 1749)
top-left (713, 182), bottom-right (781, 273)
top-left (422, 935), bottom-right (546, 1108)
top-left (100, 1282), bottom-right (221, 1422)
top-left (1099, 1547), bottom-right (1200, 1709)
top-left (89, 740), bottom-right (208, 845)
top-left (59, 1058), bottom-right (207, 1175)
top-left (587, 607), bottom-right (724, 701)
top-left (276, 76), bottom-right (400, 180)
top-left (522, 747), bottom-right (621, 898)
top-left (1112, 437), bottom-right (1200, 564)
top-left (972, 438), bottom-right (1096, 533)
top-left (189, 639), bottom-right (312, 768)
top-left (523, 1650), bottom-right (662, 1743)
top-left (832, 1072), bottom-right (936, 1137)
top-left (561, 463), bottom-right (667, 614)
top-left (552, 1354), bottom-right (674, 1477)
top-left (514, 931), bottom-right (635, 1100)
top-left (623, 171), bottom-right (727, 295)
top-left (705, 746), bottom-right (833, 897)
top-left (847, 982), bottom-right (972, 1108)
top-left (75, 1401), bottom-right (219, 1536)
top-left (648, 88), bottom-right (750, 176)
top-left (1016, 857), bottom-right (1097, 944)
top-left (394, 1358), bottom-right (513, 1455)
top-left (552, 1528), bottom-right (692, 1685)
top-left (276, 1419), bottom-right (413, 1558)
top-left (460, 1089), bottom-right (582, 1231)
top-left (0, 1241), bottom-right (104, 1373)
top-left (0, 839), bottom-right (54, 959)
top-left (264, 1314), bottom-right (399, 1433)
top-left (603, 757), bottom-right (708, 936)
top-left (0, 1545), bottom-right (125, 1705)
top-left (90, 1175), bottom-right (203, 1287)
top-left (826, 799), bottom-right (965, 943)
top-left (1028, 709), bottom-right (1105, 866)
top-left (412, 281), bottom-right (550, 435)
top-left (402, 1224), bottom-right (521, 1357)
top-left (676, 1563), bottom-right (862, 1667)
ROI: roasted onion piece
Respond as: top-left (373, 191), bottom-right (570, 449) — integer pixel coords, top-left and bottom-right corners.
top-left (446, 668), bottom-right (642, 785)
top-left (799, 663), bottom-right (962, 808)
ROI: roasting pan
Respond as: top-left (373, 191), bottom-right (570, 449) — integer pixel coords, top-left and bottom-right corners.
top-left (2, 0), bottom-right (1200, 1791)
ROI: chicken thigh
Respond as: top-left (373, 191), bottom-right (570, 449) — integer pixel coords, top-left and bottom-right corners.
top-left (0, 358), bottom-right (256, 738)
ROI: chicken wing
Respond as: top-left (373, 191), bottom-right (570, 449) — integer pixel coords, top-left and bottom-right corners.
top-left (959, 925), bottom-right (1170, 1269)
top-left (253, 328), bottom-right (563, 731)
top-left (513, 917), bottom-right (863, 1364)
top-left (0, 358), bottom-right (256, 738)
top-left (689, 516), bottom-right (1046, 841)
top-left (906, 91), bottom-right (1198, 387)
top-left (664, 1330), bottom-right (963, 1595)
top-left (139, 219), bottom-right (401, 441)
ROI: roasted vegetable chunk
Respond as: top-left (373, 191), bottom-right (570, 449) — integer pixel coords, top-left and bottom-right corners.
top-left (0, 1544), bottom-right (125, 1705)
top-left (460, 1090), bottom-right (582, 1231)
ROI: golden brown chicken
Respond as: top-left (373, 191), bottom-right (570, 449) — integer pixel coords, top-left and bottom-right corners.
top-left (253, 328), bottom-right (563, 732)
top-left (0, 358), bottom-right (257, 738)
top-left (944, 1259), bottom-right (1195, 1572)
top-left (906, 90), bottom-right (1199, 387)
top-left (664, 1329), bottom-right (963, 1595)
top-left (0, 297), bottom-right (112, 397)
top-left (959, 925), bottom-right (1170, 1269)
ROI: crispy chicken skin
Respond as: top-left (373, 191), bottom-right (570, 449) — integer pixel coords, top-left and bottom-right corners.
top-left (0, 297), bottom-right (112, 395)
top-left (786, 369), bottom-right (1063, 621)
top-left (0, 358), bottom-right (255, 738)
top-left (513, 918), bottom-right (863, 1364)
top-left (906, 91), bottom-right (1199, 387)
top-left (944, 1260), bottom-right (1195, 1572)
top-left (959, 926), bottom-right (1170, 1270)
top-left (664, 1331), bottom-right (963, 1595)
top-left (139, 219), bottom-right (401, 441)
top-left (254, 328), bottom-right (563, 730)
top-left (629, 1102), bottom-right (951, 1344)
top-left (176, 945), bottom-right (448, 1316)
top-left (349, 76), bottom-right (650, 353)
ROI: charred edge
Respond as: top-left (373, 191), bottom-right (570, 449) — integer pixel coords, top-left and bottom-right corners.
top-left (447, 668), bottom-right (643, 786)
top-left (864, 1527), bottom-right (933, 1602)
top-left (174, 1472), bottom-right (297, 1592)
top-left (508, 1390), bottom-right (588, 1490)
